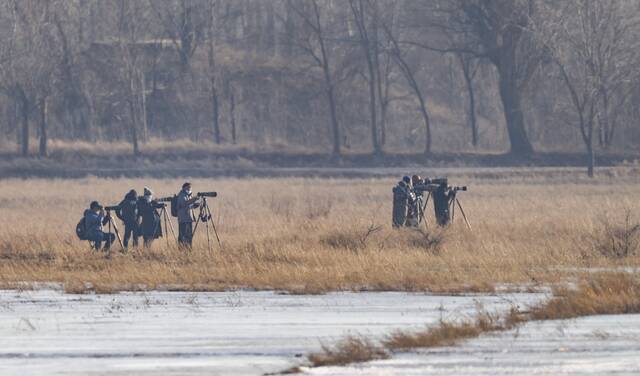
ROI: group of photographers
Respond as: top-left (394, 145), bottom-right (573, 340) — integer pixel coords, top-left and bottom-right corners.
top-left (392, 175), bottom-right (425, 228)
top-left (83, 182), bottom-right (201, 252)
top-left (393, 175), bottom-right (468, 228)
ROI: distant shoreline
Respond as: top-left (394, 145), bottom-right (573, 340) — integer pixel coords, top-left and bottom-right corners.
top-left (0, 150), bottom-right (638, 179)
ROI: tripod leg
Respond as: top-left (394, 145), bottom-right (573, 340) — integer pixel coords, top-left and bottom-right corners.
top-left (422, 192), bottom-right (431, 213)
top-left (206, 204), bottom-right (222, 249)
top-left (456, 198), bottom-right (472, 231)
top-left (110, 217), bottom-right (125, 251)
top-left (205, 219), bottom-right (212, 253)
top-left (163, 208), bottom-right (169, 247)
top-left (193, 199), bottom-right (205, 237)
top-left (164, 208), bottom-right (178, 243)
top-left (449, 197), bottom-right (455, 222)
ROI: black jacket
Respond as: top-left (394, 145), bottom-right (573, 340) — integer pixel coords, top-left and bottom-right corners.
top-left (115, 194), bottom-right (139, 226)
top-left (137, 198), bottom-right (163, 238)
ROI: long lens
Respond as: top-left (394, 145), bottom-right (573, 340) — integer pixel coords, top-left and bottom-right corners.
top-left (197, 191), bottom-right (218, 198)
top-left (157, 196), bottom-right (173, 202)
top-left (104, 205), bottom-right (119, 211)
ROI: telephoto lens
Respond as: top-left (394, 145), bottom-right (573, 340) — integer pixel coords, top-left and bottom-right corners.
top-left (197, 192), bottom-right (218, 198)
top-left (104, 205), bottom-right (120, 211)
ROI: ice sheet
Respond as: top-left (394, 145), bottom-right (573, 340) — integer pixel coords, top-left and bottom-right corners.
top-left (0, 289), bottom-right (544, 375)
top-left (309, 314), bottom-right (640, 376)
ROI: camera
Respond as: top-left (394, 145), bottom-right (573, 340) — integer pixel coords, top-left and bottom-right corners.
top-left (197, 192), bottom-right (217, 198)
top-left (157, 196), bottom-right (173, 203)
top-left (429, 178), bottom-right (448, 185)
top-left (452, 186), bottom-right (468, 192)
top-left (104, 205), bottom-right (120, 211)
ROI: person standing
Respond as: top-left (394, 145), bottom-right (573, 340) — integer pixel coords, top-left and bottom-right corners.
top-left (115, 189), bottom-right (140, 249)
top-left (137, 187), bottom-right (163, 248)
top-left (84, 201), bottom-right (115, 252)
top-left (177, 182), bottom-right (200, 248)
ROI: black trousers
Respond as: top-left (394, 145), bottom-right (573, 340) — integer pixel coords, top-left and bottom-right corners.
top-left (123, 224), bottom-right (139, 248)
top-left (178, 222), bottom-right (193, 248)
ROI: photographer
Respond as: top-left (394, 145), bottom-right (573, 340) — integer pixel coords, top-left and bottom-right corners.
top-left (84, 201), bottom-right (115, 251)
top-left (115, 189), bottom-right (140, 249)
top-left (137, 187), bottom-right (163, 248)
top-left (176, 182), bottom-right (200, 248)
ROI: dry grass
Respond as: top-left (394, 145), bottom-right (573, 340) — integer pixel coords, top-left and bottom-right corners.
top-left (384, 312), bottom-right (502, 350)
top-left (308, 336), bottom-right (389, 367)
top-left (301, 273), bottom-right (640, 369)
top-left (530, 273), bottom-right (640, 320)
top-left (0, 176), bottom-right (639, 293)
top-left (592, 211), bottom-right (640, 259)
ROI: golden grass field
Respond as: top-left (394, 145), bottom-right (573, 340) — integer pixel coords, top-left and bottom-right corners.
top-left (0, 174), bottom-right (639, 293)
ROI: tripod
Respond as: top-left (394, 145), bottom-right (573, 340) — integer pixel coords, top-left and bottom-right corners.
top-left (104, 209), bottom-right (125, 253)
top-left (448, 193), bottom-right (472, 231)
top-left (417, 192), bottom-right (432, 231)
top-left (193, 197), bottom-right (222, 253)
top-left (152, 204), bottom-right (178, 247)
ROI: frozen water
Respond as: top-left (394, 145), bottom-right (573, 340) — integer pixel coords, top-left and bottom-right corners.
top-left (309, 314), bottom-right (640, 375)
top-left (0, 289), bottom-right (544, 375)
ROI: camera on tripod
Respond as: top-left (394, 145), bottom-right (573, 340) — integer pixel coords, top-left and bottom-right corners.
top-left (157, 197), bottom-right (173, 203)
top-left (197, 192), bottom-right (217, 198)
top-left (104, 205), bottom-right (120, 211)
top-left (393, 176), bottom-right (471, 229)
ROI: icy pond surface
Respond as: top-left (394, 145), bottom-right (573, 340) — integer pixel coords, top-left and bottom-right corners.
top-left (309, 314), bottom-right (640, 376)
top-left (0, 289), bottom-right (545, 375)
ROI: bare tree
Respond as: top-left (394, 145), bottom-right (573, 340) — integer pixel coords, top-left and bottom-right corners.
top-left (289, 0), bottom-right (343, 156)
top-left (547, 0), bottom-right (640, 177)
top-left (116, 0), bottom-right (152, 156)
top-left (349, 0), bottom-right (380, 154)
top-left (408, 0), bottom-right (546, 156)
top-left (457, 53), bottom-right (480, 147)
top-left (382, 19), bottom-right (433, 155)
top-left (0, 0), bottom-right (61, 157)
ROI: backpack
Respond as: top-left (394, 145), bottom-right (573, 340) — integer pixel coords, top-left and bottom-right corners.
top-left (75, 217), bottom-right (88, 240)
top-left (121, 200), bottom-right (138, 222)
top-left (170, 195), bottom-right (178, 217)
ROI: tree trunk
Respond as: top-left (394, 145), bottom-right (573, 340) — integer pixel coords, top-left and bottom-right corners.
top-left (128, 98), bottom-right (140, 156)
top-left (460, 56), bottom-right (478, 147)
top-left (467, 82), bottom-right (478, 147)
top-left (380, 101), bottom-right (387, 147)
top-left (365, 56), bottom-right (380, 154)
top-left (417, 94), bottom-right (432, 155)
top-left (140, 71), bottom-right (148, 143)
top-left (586, 141), bottom-right (595, 178)
top-left (497, 69), bottom-right (533, 156)
top-left (38, 96), bottom-right (48, 158)
top-left (313, 1), bottom-right (340, 156)
top-left (211, 77), bottom-right (220, 144)
top-left (325, 83), bottom-right (341, 156)
top-left (229, 85), bottom-right (237, 145)
top-left (20, 94), bottom-right (29, 157)
top-left (13, 99), bottom-right (19, 151)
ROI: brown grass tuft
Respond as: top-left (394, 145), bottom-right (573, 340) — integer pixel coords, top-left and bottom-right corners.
top-left (530, 273), bottom-right (640, 320)
top-left (593, 211), bottom-right (640, 259)
top-left (308, 336), bottom-right (389, 367)
top-left (384, 311), bottom-right (502, 350)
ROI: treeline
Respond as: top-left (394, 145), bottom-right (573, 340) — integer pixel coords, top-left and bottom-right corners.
top-left (1, 0), bottom-right (640, 175)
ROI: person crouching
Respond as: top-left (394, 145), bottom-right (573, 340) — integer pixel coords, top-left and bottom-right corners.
top-left (84, 201), bottom-right (115, 252)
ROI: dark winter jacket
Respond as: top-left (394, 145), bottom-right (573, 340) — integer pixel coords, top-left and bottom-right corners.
top-left (137, 197), bottom-right (163, 239)
top-left (115, 191), bottom-right (139, 226)
top-left (84, 209), bottom-right (108, 236)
